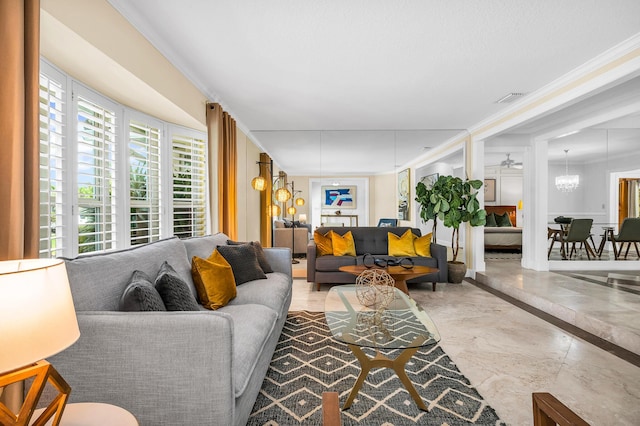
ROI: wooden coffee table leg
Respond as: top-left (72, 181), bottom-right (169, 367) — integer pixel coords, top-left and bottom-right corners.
top-left (394, 279), bottom-right (409, 295)
top-left (342, 343), bottom-right (428, 411)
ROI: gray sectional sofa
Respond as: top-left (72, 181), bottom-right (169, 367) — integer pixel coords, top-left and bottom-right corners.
top-left (307, 226), bottom-right (448, 290)
top-left (49, 234), bottom-right (292, 426)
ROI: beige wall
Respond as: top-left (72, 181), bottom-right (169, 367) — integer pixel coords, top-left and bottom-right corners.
top-left (287, 176), bottom-right (310, 222)
top-left (371, 173), bottom-right (397, 226)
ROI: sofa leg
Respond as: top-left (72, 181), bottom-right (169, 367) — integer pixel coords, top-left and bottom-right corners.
top-left (432, 282), bottom-right (436, 292)
top-left (317, 282), bottom-right (321, 291)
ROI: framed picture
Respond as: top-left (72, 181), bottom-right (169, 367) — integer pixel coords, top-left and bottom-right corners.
top-left (321, 186), bottom-right (356, 209)
top-left (484, 178), bottom-right (496, 202)
top-left (398, 168), bottom-right (410, 221)
top-left (420, 173), bottom-right (439, 190)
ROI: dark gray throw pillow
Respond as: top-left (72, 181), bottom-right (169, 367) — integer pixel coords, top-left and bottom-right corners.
top-left (217, 244), bottom-right (268, 285)
top-left (119, 270), bottom-right (167, 312)
top-left (155, 261), bottom-right (200, 311)
top-left (226, 240), bottom-right (274, 273)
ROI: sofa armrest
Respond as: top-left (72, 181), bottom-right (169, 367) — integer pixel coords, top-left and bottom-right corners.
top-left (307, 240), bottom-right (317, 282)
top-left (263, 247), bottom-right (292, 275)
top-left (430, 243), bottom-right (448, 283)
top-left (49, 311), bottom-right (235, 426)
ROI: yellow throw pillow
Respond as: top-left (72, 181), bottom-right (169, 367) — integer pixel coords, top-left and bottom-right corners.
top-left (388, 229), bottom-right (417, 257)
top-left (314, 231), bottom-right (334, 256)
top-left (191, 250), bottom-right (237, 310)
top-left (414, 233), bottom-right (432, 257)
top-left (331, 231), bottom-right (356, 257)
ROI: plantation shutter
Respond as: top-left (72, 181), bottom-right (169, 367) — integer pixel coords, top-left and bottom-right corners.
top-left (129, 120), bottom-right (161, 245)
top-left (38, 72), bottom-right (66, 258)
top-left (172, 133), bottom-right (206, 238)
top-left (76, 96), bottom-right (118, 253)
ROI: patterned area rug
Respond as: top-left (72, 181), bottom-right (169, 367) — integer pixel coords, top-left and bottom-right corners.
top-left (248, 311), bottom-right (504, 425)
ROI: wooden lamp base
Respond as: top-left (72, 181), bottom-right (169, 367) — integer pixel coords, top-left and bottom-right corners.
top-left (0, 360), bottom-right (71, 426)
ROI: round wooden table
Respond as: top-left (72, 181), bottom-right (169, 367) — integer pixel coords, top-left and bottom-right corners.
top-left (339, 264), bottom-right (439, 295)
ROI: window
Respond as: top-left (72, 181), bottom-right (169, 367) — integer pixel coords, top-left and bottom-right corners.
top-left (76, 94), bottom-right (118, 253)
top-left (129, 119), bottom-right (162, 245)
top-left (38, 69), bottom-right (66, 257)
top-left (38, 60), bottom-right (207, 257)
top-left (171, 131), bottom-right (206, 238)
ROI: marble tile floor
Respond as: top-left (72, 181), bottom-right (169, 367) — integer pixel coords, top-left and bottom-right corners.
top-left (290, 260), bottom-right (640, 425)
top-left (477, 260), bottom-right (640, 356)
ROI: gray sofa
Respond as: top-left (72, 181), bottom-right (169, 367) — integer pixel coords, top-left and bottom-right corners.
top-left (307, 226), bottom-right (447, 290)
top-left (49, 234), bottom-right (292, 426)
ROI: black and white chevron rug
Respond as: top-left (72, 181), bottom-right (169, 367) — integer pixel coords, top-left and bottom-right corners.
top-left (248, 311), bottom-right (504, 425)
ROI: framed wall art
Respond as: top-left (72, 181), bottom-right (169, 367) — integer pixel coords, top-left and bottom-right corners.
top-left (398, 168), bottom-right (410, 221)
top-left (321, 186), bottom-right (356, 209)
top-left (484, 178), bottom-right (496, 202)
top-left (420, 172), bottom-right (439, 189)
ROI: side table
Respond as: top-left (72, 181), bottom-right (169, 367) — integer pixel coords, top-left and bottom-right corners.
top-left (30, 402), bottom-right (138, 426)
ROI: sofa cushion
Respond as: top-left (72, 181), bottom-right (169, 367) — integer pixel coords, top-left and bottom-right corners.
top-left (183, 233), bottom-right (230, 262)
top-left (228, 272), bottom-right (292, 319)
top-left (192, 251), bottom-right (237, 310)
top-left (216, 304), bottom-right (278, 398)
top-left (314, 231), bottom-right (334, 256)
top-left (119, 270), bottom-right (166, 312)
top-left (227, 240), bottom-right (273, 273)
top-left (315, 255), bottom-right (357, 271)
top-left (155, 261), bottom-right (200, 311)
top-left (216, 244), bottom-right (267, 285)
top-left (63, 237), bottom-right (194, 311)
top-left (388, 229), bottom-right (417, 257)
top-left (414, 233), bottom-right (433, 257)
top-left (331, 230), bottom-right (356, 256)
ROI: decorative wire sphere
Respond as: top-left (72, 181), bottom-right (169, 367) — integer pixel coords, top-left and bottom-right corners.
top-left (355, 269), bottom-right (395, 309)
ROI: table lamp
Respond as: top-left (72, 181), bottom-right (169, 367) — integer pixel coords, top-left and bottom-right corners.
top-left (0, 259), bottom-right (80, 426)
top-left (299, 214), bottom-right (307, 224)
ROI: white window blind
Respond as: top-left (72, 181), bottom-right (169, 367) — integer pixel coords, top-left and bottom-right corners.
top-left (76, 96), bottom-right (118, 253)
top-left (129, 120), bottom-right (161, 245)
top-left (38, 73), bottom-right (66, 258)
top-left (172, 134), bottom-right (206, 238)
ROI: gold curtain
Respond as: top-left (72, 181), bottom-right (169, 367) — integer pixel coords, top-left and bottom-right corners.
top-left (206, 103), bottom-right (237, 240)
top-left (0, 0), bottom-right (40, 411)
top-left (0, 0), bottom-right (40, 261)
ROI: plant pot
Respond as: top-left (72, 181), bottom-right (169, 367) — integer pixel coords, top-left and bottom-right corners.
top-left (447, 261), bottom-right (467, 283)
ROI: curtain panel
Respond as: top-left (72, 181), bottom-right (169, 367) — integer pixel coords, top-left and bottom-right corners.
top-left (206, 103), bottom-right (238, 240)
top-left (0, 0), bottom-right (40, 261)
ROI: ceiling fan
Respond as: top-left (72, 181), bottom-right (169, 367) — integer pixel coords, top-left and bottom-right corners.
top-left (500, 153), bottom-right (523, 169)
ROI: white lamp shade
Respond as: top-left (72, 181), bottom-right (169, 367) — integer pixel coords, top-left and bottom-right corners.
top-left (0, 259), bottom-right (80, 374)
top-left (299, 214), bottom-right (307, 223)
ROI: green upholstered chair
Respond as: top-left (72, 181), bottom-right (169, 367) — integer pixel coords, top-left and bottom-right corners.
top-left (561, 219), bottom-right (596, 260)
top-left (612, 217), bottom-right (640, 260)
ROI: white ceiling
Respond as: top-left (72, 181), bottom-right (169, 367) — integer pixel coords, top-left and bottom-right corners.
top-left (108, 0), bottom-right (640, 175)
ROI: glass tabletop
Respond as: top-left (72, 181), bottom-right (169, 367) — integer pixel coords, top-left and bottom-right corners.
top-left (324, 285), bottom-right (441, 350)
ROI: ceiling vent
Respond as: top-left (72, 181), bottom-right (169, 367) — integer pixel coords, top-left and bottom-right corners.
top-left (495, 92), bottom-right (526, 104)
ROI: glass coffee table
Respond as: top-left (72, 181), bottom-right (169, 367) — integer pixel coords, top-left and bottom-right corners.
top-left (324, 285), bottom-right (441, 411)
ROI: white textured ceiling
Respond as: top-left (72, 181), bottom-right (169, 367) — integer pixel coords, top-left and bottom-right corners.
top-left (108, 0), bottom-right (640, 175)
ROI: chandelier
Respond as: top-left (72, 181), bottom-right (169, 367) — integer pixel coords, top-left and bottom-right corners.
top-left (555, 149), bottom-right (579, 192)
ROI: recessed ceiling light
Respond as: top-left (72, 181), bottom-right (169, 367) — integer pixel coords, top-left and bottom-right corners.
top-left (495, 93), bottom-right (526, 104)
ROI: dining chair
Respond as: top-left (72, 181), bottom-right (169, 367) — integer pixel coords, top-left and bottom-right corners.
top-left (561, 219), bottom-right (596, 260)
top-left (611, 217), bottom-right (640, 260)
top-left (547, 227), bottom-right (563, 259)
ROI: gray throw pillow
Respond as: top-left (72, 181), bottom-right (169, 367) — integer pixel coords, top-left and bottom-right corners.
top-left (226, 240), bottom-right (274, 273)
top-left (217, 244), bottom-right (268, 285)
top-left (119, 270), bottom-right (167, 312)
top-left (155, 261), bottom-right (200, 311)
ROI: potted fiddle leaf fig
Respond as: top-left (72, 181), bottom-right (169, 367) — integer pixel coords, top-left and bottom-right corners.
top-left (415, 175), bottom-right (486, 283)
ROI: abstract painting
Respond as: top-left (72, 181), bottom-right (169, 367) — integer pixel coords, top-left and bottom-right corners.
top-left (322, 186), bottom-right (356, 209)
